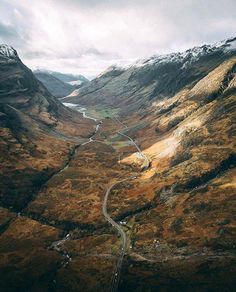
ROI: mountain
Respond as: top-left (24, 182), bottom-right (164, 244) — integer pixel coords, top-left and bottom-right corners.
top-left (61, 38), bottom-right (236, 290)
top-left (65, 37), bottom-right (236, 112)
top-left (34, 71), bottom-right (74, 97)
top-left (34, 70), bottom-right (90, 97)
top-left (0, 39), bottom-right (236, 292)
top-left (48, 71), bottom-right (89, 84)
top-left (0, 44), bottom-right (95, 210)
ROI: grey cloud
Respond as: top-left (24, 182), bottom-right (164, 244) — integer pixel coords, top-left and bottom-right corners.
top-left (0, 0), bottom-right (235, 78)
top-left (0, 21), bottom-right (29, 54)
top-left (22, 47), bottom-right (120, 61)
top-left (21, 50), bottom-right (51, 59)
top-left (0, 22), bottom-right (19, 40)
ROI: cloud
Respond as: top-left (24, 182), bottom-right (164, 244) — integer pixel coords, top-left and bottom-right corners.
top-left (0, 0), bottom-right (235, 78)
top-left (0, 22), bottom-right (18, 39)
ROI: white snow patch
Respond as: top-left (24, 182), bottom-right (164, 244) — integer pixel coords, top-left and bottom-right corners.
top-left (131, 37), bottom-right (236, 69)
top-left (0, 44), bottom-right (18, 59)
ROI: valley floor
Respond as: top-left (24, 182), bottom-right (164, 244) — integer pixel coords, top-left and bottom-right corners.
top-left (1, 103), bottom-right (235, 292)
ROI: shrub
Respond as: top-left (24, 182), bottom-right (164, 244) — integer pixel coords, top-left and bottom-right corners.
top-left (170, 217), bottom-right (183, 232)
top-left (167, 116), bottom-right (184, 130)
top-left (181, 134), bottom-right (204, 148)
top-left (170, 151), bottom-right (192, 167)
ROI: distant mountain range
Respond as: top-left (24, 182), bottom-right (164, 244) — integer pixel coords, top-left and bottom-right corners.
top-left (46, 70), bottom-right (89, 84)
top-left (34, 69), bottom-right (90, 98)
top-left (65, 37), bottom-right (236, 112)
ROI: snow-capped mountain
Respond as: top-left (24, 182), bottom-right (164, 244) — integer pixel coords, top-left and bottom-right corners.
top-left (0, 44), bottom-right (19, 60)
top-left (64, 37), bottom-right (236, 113)
top-left (133, 37), bottom-right (236, 68)
top-left (98, 37), bottom-right (236, 74)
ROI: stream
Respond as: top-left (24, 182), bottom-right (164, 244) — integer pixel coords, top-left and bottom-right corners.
top-left (51, 103), bottom-right (148, 290)
top-left (62, 102), bottom-right (97, 121)
top-left (49, 102), bottom-right (102, 268)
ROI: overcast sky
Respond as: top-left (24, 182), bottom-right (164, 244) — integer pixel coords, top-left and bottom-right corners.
top-left (0, 0), bottom-right (235, 78)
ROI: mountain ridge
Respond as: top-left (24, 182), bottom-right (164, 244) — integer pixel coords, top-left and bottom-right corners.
top-left (34, 71), bottom-right (75, 98)
top-left (64, 37), bottom-right (236, 112)
top-left (34, 69), bottom-right (90, 97)
top-left (0, 44), bottom-right (19, 60)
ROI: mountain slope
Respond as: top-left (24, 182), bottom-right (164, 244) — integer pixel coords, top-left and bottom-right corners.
top-left (60, 38), bottom-right (236, 290)
top-left (0, 44), bottom-right (95, 210)
top-left (34, 71), bottom-right (74, 98)
top-left (34, 70), bottom-right (90, 97)
top-left (65, 37), bottom-right (236, 113)
top-left (115, 55), bottom-right (236, 290)
top-left (49, 71), bottom-right (89, 84)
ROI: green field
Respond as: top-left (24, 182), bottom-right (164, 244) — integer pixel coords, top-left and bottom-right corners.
top-left (85, 105), bottom-right (120, 119)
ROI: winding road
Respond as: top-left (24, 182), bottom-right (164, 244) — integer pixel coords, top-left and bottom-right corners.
top-left (62, 103), bottom-right (149, 291)
top-left (102, 179), bottom-right (128, 292)
top-left (114, 116), bottom-right (149, 170)
top-left (117, 131), bottom-right (149, 170)
top-left (102, 118), bottom-right (149, 291)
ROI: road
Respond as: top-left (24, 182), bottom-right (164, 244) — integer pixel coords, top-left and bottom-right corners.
top-left (102, 181), bottom-right (126, 292)
top-left (102, 177), bottom-right (136, 292)
top-left (102, 119), bottom-right (149, 292)
top-left (116, 124), bottom-right (150, 170)
top-left (81, 113), bottom-right (149, 290)
top-left (76, 111), bottom-right (133, 290)
top-left (63, 104), bottom-right (148, 291)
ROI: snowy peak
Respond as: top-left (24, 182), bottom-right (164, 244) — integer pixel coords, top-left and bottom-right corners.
top-left (133, 37), bottom-right (236, 68)
top-left (93, 37), bottom-right (236, 77)
top-left (222, 37), bottom-right (236, 51)
top-left (0, 44), bottom-right (19, 60)
top-left (98, 65), bottom-right (126, 78)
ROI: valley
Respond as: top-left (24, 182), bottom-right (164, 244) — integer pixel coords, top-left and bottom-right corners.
top-left (0, 38), bottom-right (236, 292)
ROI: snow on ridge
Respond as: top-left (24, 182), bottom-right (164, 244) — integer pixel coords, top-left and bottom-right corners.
top-left (0, 44), bottom-right (18, 59)
top-left (132, 37), bottom-right (236, 69)
top-left (97, 37), bottom-right (236, 77)
top-left (97, 64), bottom-right (126, 78)
top-left (223, 37), bottom-right (236, 52)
